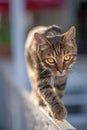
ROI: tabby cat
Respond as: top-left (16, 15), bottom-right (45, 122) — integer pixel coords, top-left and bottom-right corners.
top-left (25, 25), bottom-right (77, 120)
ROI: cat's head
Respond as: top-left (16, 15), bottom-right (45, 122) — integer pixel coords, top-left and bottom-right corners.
top-left (34, 26), bottom-right (77, 77)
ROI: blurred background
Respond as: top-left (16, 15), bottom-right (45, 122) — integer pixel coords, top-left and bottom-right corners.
top-left (0, 0), bottom-right (87, 130)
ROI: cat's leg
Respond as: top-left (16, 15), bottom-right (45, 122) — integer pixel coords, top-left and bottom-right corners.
top-left (54, 83), bottom-right (66, 98)
top-left (38, 83), bottom-right (67, 120)
top-left (31, 88), bottom-right (45, 106)
top-left (35, 91), bottom-right (46, 106)
top-left (54, 76), bottom-right (67, 98)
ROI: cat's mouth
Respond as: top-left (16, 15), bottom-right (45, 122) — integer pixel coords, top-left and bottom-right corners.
top-left (51, 70), bottom-right (67, 77)
top-left (56, 71), bottom-right (66, 77)
top-left (57, 74), bottom-right (66, 77)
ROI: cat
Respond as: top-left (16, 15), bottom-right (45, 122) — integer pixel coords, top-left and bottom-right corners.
top-left (25, 25), bottom-right (77, 120)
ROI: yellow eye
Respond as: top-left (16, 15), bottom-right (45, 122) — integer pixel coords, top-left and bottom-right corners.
top-left (64, 55), bottom-right (71, 61)
top-left (47, 58), bottom-right (55, 64)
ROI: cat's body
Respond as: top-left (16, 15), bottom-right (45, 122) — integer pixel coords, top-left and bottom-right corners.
top-left (25, 25), bottom-right (77, 120)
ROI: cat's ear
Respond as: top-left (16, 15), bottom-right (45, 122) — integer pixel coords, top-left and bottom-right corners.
top-left (65, 26), bottom-right (76, 42)
top-left (34, 32), bottom-right (47, 50)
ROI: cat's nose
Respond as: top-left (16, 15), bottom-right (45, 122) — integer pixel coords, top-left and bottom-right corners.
top-left (57, 63), bottom-right (63, 73)
top-left (59, 70), bottom-right (63, 74)
top-left (57, 70), bottom-right (66, 77)
top-left (58, 67), bottom-right (63, 74)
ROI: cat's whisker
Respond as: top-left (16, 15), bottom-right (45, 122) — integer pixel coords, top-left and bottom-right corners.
top-left (40, 69), bottom-right (47, 74)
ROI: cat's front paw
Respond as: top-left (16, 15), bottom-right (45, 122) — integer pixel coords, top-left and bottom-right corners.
top-left (50, 104), bottom-right (67, 120)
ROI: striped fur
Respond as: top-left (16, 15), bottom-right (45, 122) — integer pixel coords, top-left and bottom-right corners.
top-left (25, 25), bottom-right (77, 120)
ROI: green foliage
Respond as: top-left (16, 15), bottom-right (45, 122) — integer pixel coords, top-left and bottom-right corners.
top-left (0, 13), bottom-right (10, 45)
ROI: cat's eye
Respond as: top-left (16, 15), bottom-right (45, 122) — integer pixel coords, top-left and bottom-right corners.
top-left (47, 58), bottom-right (55, 64)
top-left (64, 55), bottom-right (71, 61)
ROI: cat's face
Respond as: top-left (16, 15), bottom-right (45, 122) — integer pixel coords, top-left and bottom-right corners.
top-left (34, 26), bottom-right (77, 77)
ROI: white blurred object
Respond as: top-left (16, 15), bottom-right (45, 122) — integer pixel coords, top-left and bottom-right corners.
top-left (9, 0), bottom-right (31, 88)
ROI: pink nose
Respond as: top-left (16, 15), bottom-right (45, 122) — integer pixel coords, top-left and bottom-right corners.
top-left (57, 62), bottom-right (64, 74)
top-left (58, 67), bottom-right (63, 74)
top-left (59, 70), bottom-right (63, 74)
